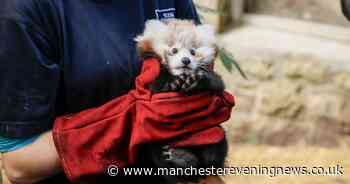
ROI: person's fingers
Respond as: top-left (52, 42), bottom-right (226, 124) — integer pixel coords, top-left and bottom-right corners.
top-left (2, 169), bottom-right (13, 184)
top-left (341, 0), bottom-right (350, 20)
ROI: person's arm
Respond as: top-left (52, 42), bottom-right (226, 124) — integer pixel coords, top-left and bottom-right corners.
top-left (341, 0), bottom-right (350, 20)
top-left (2, 132), bottom-right (61, 184)
top-left (175, 0), bottom-right (201, 24)
top-left (0, 1), bottom-right (61, 183)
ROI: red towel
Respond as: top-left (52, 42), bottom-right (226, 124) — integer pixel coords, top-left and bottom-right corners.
top-left (53, 58), bottom-right (235, 183)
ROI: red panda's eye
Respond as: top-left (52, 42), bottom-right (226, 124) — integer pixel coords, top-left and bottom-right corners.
top-left (190, 49), bottom-right (196, 56)
top-left (171, 48), bottom-right (178, 54)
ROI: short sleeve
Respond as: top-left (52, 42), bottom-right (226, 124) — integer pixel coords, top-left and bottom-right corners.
top-left (0, 16), bottom-right (60, 137)
top-left (175, 0), bottom-right (201, 24)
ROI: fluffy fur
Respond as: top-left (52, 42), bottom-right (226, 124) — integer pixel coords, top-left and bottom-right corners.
top-left (135, 20), bottom-right (217, 76)
top-left (135, 19), bottom-right (228, 184)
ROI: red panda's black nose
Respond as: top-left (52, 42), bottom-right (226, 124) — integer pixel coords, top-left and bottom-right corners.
top-left (182, 57), bottom-right (191, 65)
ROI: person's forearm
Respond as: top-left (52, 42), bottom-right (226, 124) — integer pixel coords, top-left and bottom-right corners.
top-left (2, 131), bottom-right (61, 184)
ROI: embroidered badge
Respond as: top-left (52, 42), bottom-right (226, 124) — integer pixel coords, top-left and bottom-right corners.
top-left (155, 8), bottom-right (176, 20)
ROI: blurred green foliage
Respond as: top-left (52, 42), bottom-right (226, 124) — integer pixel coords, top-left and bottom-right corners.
top-left (219, 48), bottom-right (247, 79)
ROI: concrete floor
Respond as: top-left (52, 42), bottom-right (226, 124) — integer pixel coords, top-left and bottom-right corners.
top-left (220, 15), bottom-right (350, 70)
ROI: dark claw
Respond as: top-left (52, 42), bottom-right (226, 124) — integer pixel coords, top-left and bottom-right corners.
top-left (196, 70), bottom-right (206, 79)
top-left (183, 81), bottom-right (199, 93)
top-left (179, 70), bottom-right (208, 93)
top-left (179, 74), bottom-right (187, 81)
top-left (161, 147), bottom-right (199, 168)
top-left (186, 76), bottom-right (194, 84)
top-left (169, 82), bottom-right (180, 91)
top-left (162, 148), bottom-right (174, 161)
top-left (174, 79), bottom-right (182, 86)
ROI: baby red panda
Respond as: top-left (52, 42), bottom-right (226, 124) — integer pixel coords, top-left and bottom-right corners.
top-left (135, 19), bottom-right (227, 184)
top-left (135, 19), bottom-right (225, 94)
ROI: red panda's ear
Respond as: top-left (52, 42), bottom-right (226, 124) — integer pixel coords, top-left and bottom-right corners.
top-left (135, 37), bottom-right (158, 59)
top-left (136, 37), bottom-right (152, 54)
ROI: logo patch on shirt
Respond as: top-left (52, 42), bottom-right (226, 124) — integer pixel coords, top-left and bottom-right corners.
top-left (155, 8), bottom-right (176, 20)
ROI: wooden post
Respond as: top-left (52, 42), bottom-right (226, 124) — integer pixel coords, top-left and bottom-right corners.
top-left (194, 0), bottom-right (245, 32)
top-left (231, 0), bottom-right (245, 25)
top-left (245, 0), bottom-right (256, 12)
top-left (193, 0), bottom-right (230, 32)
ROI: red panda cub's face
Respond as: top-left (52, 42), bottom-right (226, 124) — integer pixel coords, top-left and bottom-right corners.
top-left (135, 20), bottom-right (218, 76)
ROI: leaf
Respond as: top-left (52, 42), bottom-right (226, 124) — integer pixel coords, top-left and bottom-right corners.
top-left (219, 48), bottom-right (248, 79)
top-left (219, 49), bottom-right (233, 72)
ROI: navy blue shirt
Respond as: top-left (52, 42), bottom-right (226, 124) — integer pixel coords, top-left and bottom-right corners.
top-left (0, 0), bottom-right (200, 138)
